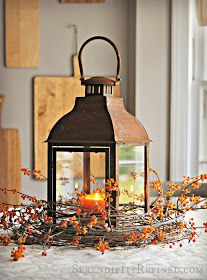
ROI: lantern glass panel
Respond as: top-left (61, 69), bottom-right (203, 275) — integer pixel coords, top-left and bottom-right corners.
top-left (119, 145), bottom-right (145, 205)
top-left (55, 148), bottom-right (108, 202)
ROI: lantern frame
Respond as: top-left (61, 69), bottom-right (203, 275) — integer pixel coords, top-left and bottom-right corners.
top-left (47, 144), bottom-right (115, 205)
top-left (46, 36), bottom-right (150, 213)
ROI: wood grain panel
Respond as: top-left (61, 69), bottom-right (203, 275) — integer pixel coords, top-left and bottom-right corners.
top-left (0, 96), bottom-right (21, 205)
top-left (196, 0), bottom-right (207, 26)
top-left (5, 0), bottom-right (39, 67)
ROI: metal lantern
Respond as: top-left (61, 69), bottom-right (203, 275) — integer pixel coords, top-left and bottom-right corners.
top-left (46, 36), bottom-right (150, 212)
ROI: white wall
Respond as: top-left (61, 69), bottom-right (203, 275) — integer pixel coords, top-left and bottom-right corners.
top-left (0, 0), bottom-right (131, 199)
top-left (136, 0), bottom-right (171, 180)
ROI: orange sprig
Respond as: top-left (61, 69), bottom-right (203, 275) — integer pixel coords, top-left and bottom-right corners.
top-left (96, 238), bottom-right (110, 254)
top-left (0, 235), bottom-right (11, 246)
top-left (11, 246), bottom-right (26, 261)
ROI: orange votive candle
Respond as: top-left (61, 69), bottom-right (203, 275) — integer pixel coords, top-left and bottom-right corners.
top-left (80, 193), bottom-right (105, 211)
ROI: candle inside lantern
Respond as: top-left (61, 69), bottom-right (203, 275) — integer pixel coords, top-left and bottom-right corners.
top-left (74, 182), bottom-right (79, 191)
top-left (80, 193), bottom-right (105, 211)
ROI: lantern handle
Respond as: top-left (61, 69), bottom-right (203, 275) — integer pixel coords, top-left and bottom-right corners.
top-left (78, 36), bottom-right (121, 84)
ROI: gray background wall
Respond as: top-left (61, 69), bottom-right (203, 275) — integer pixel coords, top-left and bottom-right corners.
top-left (0, 0), bottom-right (171, 199)
top-left (136, 0), bottom-right (171, 181)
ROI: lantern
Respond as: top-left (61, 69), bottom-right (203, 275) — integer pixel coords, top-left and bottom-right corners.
top-left (46, 36), bottom-right (150, 212)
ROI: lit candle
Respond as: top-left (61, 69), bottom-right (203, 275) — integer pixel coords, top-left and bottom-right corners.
top-left (79, 193), bottom-right (105, 211)
top-left (74, 183), bottom-right (79, 191)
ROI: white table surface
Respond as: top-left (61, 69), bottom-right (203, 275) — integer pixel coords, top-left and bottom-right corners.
top-left (0, 210), bottom-right (206, 280)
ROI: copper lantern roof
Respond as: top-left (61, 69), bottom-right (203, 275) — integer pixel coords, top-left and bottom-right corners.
top-left (46, 36), bottom-right (150, 145)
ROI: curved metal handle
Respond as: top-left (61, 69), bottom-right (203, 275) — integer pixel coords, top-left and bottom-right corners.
top-left (78, 36), bottom-right (121, 84)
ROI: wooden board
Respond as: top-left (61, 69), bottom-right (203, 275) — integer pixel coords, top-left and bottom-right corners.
top-left (0, 96), bottom-right (21, 205)
top-left (196, 0), bottom-right (207, 26)
top-left (34, 55), bottom-right (120, 178)
top-left (59, 0), bottom-right (105, 3)
top-left (5, 0), bottom-right (39, 67)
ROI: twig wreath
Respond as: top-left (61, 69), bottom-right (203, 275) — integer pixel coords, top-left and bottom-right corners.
top-left (0, 168), bottom-right (207, 261)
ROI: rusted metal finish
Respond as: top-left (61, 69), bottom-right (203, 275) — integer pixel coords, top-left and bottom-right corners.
top-left (83, 77), bottom-right (116, 86)
top-left (107, 97), bottom-right (150, 144)
top-left (46, 95), bottom-right (150, 145)
top-left (46, 95), bottom-right (114, 143)
top-left (59, 0), bottom-right (105, 3)
top-left (83, 152), bottom-right (91, 193)
top-left (47, 143), bottom-right (53, 203)
top-left (78, 36), bottom-right (121, 85)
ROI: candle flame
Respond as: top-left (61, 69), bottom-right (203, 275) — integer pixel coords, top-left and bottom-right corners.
top-left (74, 183), bottom-right (79, 191)
top-left (95, 193), bottom-right (99, 200)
